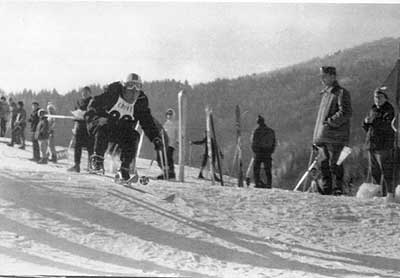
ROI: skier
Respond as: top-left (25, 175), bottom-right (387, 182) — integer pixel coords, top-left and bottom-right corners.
top-left (28, 101), bottom-right (41, 161)
top-left (190, 130), bottom-right (222, 181)
top-left (250, 115), bottom-right (276, 188)
top-left (157, 108), bottom-right (178, 179)
top-left (313, 66), bottom-right (352, 195)
top-left (68, 86), bottom-right (94, 173)
top-left (85, 73), bottom-right (163, 182)
top-left (362, 87), bottom-right (395, 202)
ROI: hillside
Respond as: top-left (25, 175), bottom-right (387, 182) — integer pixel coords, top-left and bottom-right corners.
top-left (4, 37), bottom-right (400, 190)
top-left (1, 139), bottom-right (400, 277)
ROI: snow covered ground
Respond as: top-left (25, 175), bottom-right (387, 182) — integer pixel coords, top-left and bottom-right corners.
top-left (0, 138), bottom-right (399, 278)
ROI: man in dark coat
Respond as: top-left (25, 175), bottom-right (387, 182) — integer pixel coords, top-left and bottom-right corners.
top-left (68, 86), bottom-right (94, 173)
top-left (85, 73), bottom-right (163, 181)
top-left (313, 66), bottom-right (352, 195)
top-left (251, 115), bottom-right (276, 188)
top-left (362, 88), bottom-right (395, 201)
top-left (28, 101), bottom-right (41, 161)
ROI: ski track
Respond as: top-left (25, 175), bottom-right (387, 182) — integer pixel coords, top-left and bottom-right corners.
top-left (0, 139), bottom-right (399, 277)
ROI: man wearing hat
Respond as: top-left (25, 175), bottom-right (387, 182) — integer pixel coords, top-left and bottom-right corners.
top-left (313, 66), bottom-right (352, 195)
top-left (85, 73), bottom-right (163, 182)
top-left (250, 115), bottom-right (276, 188)
top-left (28, 101), bottom-right (41, 161)
top-left (363, 87), bottom-right (395, 202)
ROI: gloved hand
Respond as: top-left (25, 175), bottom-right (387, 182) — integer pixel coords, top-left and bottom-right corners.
top-left (97, 117), bottom-right (108, 126)
top-left (153, 137), bottom-right (163, 151)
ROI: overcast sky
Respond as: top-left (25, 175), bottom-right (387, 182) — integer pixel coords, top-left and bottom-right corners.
top-left (1, 2), bottom-right (400, 93)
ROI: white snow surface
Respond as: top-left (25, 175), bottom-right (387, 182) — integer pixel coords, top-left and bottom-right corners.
top-left (0, 139), bottom-right (399, 277)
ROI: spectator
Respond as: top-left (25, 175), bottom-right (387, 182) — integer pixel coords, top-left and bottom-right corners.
top-left (35, 109), bottom-right (50, 164)
top-left (28, 101), bottom-right (41, 161)
top-left (250, 115), bottom-right (276, 188)
top-left (362, 87), bottom-right (395, 202)
top-left (47, 103), bottom-right (57, 162)
top-left (0, 96), bottom-right (10, 137)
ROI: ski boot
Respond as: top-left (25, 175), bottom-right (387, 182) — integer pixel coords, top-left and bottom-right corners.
top-left (89, 154), bottom-right (105, 175)
top-left (139, 176), bottom-right (150, 185)
top-left (114, 167), bottom-right (138, 185)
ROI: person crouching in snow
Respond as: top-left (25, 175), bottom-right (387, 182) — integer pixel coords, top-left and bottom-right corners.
top-left (47, 103), bottom-right (57, 162)
top-left (85, 73), bottom-right (163, 181)
top-left (35, 109), bottom-right (50, 164)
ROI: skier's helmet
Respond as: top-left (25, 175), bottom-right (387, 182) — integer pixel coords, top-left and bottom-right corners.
top-left (125, 73), bottom-right (143, 91)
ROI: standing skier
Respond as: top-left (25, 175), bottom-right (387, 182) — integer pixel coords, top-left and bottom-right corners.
top-left (68, 86), bottom-right (94, 173)
top-left (362, 88), bottom-right (395, 202)
top-left (313, 66), bottom-right (352, 195)
top-left (250, 115), bottom-right (276, 188)
top-left (85, 73), bottom-right (163, 181)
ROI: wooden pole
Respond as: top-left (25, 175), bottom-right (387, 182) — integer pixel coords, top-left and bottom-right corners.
top-left (178, 90), bottom-right (187, 182)
top-left (206, 106), bottom-right (215, 185)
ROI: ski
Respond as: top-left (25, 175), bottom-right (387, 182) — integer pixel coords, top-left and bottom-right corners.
top-left (235, 105), bottom-right (244, 187)
top-left (210, 112), bottom-right (224, 186)
top-left (245, 157), bottom-right (254, 187)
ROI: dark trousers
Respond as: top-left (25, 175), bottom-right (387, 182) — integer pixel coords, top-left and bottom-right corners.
top-left (92, 123), bottom-right (139, 169)
top-left (253, 152), bottom-right (272, 187)
top-left (31, 131), bottom-right (40, 160)
top-left (74, 124), bottom-right (94, 166)
top-left (156, 146), bottom-right (175, 174)
top-left (0, 118), bottom-right (6, 137)
top-left (16, 126), bottom-right (25, 146)
top-left (199, 151), bottom-right (218, 174)
top-left (319, 143), bottom-right (344, 195)
top-left (369, 149), bottom-right (394, 195)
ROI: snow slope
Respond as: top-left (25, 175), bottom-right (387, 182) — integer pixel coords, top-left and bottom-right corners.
top-left (0, 138), bottom-right (399, 277)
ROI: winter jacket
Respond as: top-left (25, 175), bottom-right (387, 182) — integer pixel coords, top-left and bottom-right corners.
top-left (47, 104), bottom-right (56, 133)
top-left (28, 107), bottom-right (41, 132)
top-left (163, 117), bottom-right (178, 148)
top-left (15, 108), bottom-right (27, 129)
top-left (362, 101), bottom-right (395, 151)
top-left (85, 82), bottom-right (160, 143)
top-left (36, 118), bottom-right (50, 140)
top-left (9, 103), bottom-right (17, 125)
top-left (251, 123), bottom-right (276, 154)
top-left (313, 81), bottom-right (352, 145)
top-left (0, 101), bottom-right (9, 119)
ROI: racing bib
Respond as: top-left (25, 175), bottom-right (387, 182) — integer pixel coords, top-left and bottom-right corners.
top-left (107, 96), bottom-right (136, 121)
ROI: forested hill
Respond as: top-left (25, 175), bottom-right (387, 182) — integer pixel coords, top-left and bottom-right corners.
top-left (4, 37), bottom-right (400, 189)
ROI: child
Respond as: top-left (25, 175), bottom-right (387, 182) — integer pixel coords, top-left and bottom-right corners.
top-left (35, 109), bottom-right (50, 164)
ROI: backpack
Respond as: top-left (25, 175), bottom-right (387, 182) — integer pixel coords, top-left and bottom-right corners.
top-left (252, 125), bottom-right (275, 152)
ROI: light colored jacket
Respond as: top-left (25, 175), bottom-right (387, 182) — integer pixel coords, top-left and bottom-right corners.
top-left (313, 81), bottom-right (352, 145)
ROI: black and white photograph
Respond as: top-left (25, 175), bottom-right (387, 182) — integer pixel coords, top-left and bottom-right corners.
top-left (0, 1), bottom-right (400, 277)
